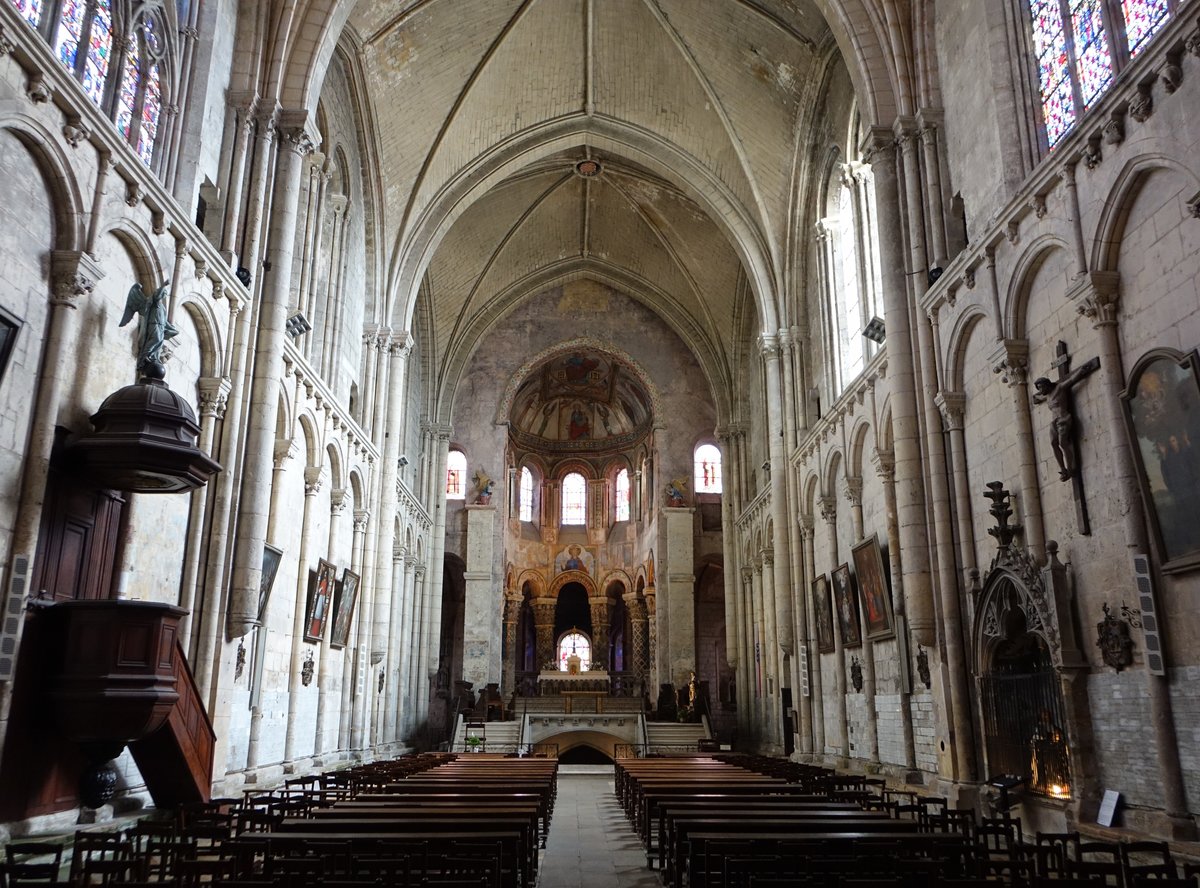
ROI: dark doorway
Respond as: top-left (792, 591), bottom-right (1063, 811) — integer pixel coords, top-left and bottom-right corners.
top-left (559, 745), bottom-right (613, 764)
top-left (554, 582), bottom-right (592, 638)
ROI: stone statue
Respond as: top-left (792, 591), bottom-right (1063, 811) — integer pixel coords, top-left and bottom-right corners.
top-left (120, 280), bottom-right (177, 378)
top-left (472, 469), bottom-right (494, 504)
top-left (1032, 355), bottom-right (1100, 481)
top-left (665, 476), bottom-right (687, 506)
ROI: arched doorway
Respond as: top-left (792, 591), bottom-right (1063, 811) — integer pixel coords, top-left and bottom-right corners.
top-left (554, 582), bottom-right (592, 649)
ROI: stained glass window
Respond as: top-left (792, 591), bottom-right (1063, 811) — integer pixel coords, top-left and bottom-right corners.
top-left (115, 36), bottom-right (138, 138)
top-left (1122, 0), bottom-right (1170, 55)
top-left (519, 467), bottom-right (534, 522)
top-left (11, 0), bottom-right (41, 27)
top-left (54, 0), bottom-right (84, 72)
top-left (1070, 0), bottom-right (1113, 107)
top-left (446, 450), bottom-right (466, 500)
top-left (136, 62), bottom-right (161, 164)
top-left (694, 444), bottom-right (722, 494)
top-left (78, 0), bottom-right (112, 105)
top-left (615, 469), bottom-right (630, 521)
top-left (1030, 0), bottom-right (1077, 147)
top-left (561, 473), bottom-right (586, 525)
top-left (557, 632), bottom-right (591, 671)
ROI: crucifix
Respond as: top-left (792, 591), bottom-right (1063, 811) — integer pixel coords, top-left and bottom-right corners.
top-left (1031, 341), bottom-right (1100, 535)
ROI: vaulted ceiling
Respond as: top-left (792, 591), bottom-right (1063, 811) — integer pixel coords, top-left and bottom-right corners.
top-left (343, 0), bottom-right (842, 408)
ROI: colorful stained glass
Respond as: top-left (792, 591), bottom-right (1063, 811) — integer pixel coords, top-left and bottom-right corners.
top-left (115, 38), bottom-right (138, 139)
top-left (11, 0), bottom-right (41, 28)
top-left (54, 0), bottom-right (84, 72)
top-left (135, 62), bottom-right (160, 164)
top-left (1122, 0), bottom-right (1170, 55)
top-left (79, 0), bottom-right (112, 105)
top-left (1070, 0), bottom-right (1113, 108)
top-left (1029, 0), bottom-right (1077, 147)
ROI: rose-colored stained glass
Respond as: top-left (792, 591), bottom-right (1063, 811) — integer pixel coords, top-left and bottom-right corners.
top-left (11, 0), bottom-right (41, 28)
top-left (79, 0), bottom-right (112, 105)
top-left (136, 62), bottom-right (160, 164)
top-left (115, 38), bottom-right (138, 138)
top-left (1029, 0), bottom-right (1077, 147)
top-left (1070, 0), bottom-right (1113, 108)
top-left (1122, 0), bottom-right (1170, 56)
top-left (54, 0), bottom-right (83, 71)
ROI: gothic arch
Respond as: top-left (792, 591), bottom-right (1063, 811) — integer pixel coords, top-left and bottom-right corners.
top-left (180, 297), bottom-right (224, 380)
top-left (944, 306), bottom-right (991, 393)
top-left (516, 569), bottom-right (545, 598)
top-left (0, 106), bottom-right (86, 250)
top-left (971, 553), bottom-right (1061, 674)
top-left (822, 447), bottom-right (845, 499)
top-left (1002, 234), bottom-right (1072, 341)
top-left (847, 416), bottom-right (873, 479)
top-left (1091, 154), bottom-right (1200, 274)
top-left (599, 569), bottom-right (634, 599)
top-left (549, 570), bottom-right (597, 599)
top-left (104, 222), bottom-right (167, 289)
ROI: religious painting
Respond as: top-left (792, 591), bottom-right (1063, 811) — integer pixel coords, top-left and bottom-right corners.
top-left (852, 535), bottom-right (894, 640)
top-left (566, 402), bottom-right (591, 440)
top-left (831, 563), bottom-right (862, 648)
top-left (329, 568), bottom-right (360, 650)
top-left (554, 544), bottom-right (594, 575)
top-left (305, 558), bottom-right (336, 642)
top-left (258, 544), bottom-right (283, 623)
top-left (812, 574), bottom-right (835, 654)
top-left (1121, 347), bottom-right (1200, 572)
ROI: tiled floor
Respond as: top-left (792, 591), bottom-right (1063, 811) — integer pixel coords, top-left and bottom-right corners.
top-left (538, 766), bottom-right (661, 888)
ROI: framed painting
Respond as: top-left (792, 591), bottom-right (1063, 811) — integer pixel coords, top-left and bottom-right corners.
top-left (329, 568), bottom-right (360, 650)
top-left (812, 574), bottom-right (835, 654)
top-left (305, 558), bottom-right (337, 642)
top-left (1121, 348), bottom-right (1200, 573)
top-left (258, 544), bottom-right (284, 623)
top-left (852, 535), bottom-right (895, 640)
top-left (831, 562), bottom-right (862, 648)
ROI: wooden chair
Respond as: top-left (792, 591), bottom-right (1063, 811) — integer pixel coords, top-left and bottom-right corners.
top-left (126, 820), bottom-right (182, 882)
top-left (3, 842), bottom-right (65, 886)
top-left (174, 858), bottom-right (239, 886)
top-left (1121, 841), bottom-right (1177, 882)
top-left (69, 834), bottom-right (132, 887)
top-left (74, 859), bottom-right (140, 886)
top-left (1072, 841), bottom-right (1125, 887)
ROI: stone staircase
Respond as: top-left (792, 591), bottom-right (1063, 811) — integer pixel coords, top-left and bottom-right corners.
top-left (451, 716), bottom-right (522, 752)
top-left (644, 720), bottom-right (711, 754)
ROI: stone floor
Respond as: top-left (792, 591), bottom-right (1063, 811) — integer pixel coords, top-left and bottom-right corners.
top-left (538, 765), bottom-right (661, 888)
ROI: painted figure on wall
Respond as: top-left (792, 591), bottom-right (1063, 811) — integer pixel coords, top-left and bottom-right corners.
top-left (568, 403), bottom-right (590, 439)
top-left (831, 563), bottom-right (862, 648)
top-left (555, 544), bottom-right (594, 575)
top-left (665, 477), bottom-right (687, 506)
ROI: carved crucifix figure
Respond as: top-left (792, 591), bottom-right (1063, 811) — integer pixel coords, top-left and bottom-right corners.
top-left (1032, 341), bottom-right (1100, 534)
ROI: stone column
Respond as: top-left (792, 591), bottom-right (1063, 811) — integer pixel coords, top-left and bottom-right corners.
top-left (589, 596), bottom-right (612, 669)
top-left (760, 336), bottom-right (795, 667)
top-left (178, 376), bottom-right (229, 650)
top-left (861, 129), bottom-right (934, 648)
top-left (661, 506), bottom-right (696, 686)
top-left (401, 562), bottom-right (425, 737)
top-left (738, 568), bottom-right (755, 737)
top-left (872, 448), bottom-right (918, 775)
top-left (759, 549), bottom-right (781, 752)
top-left (284, 465), bottom-right (324, 764)
top-left (502, 590), bottom-right (523, 696)
top-left (314, 486), bottom-right (346, 760)
top-left (349, 508), bottom-right (373, 750)
top-left (339, 509), bottom-right (369, 750)
top-left (463, 504), bottom-right (498, 688)
top-left (819, 495), bottom-right (848, 758)
top-left (645, 588), bottom-right (658, 689)
top-left (419, 426), bottom-right (452, 716)
top-left (715, 428), bottom-right (742, 731)
top-left (844, 475), bottom-right (878, 763)
top-left (750, 561), bottom-right (766, 734)
top-left (1074, 274), bottom-right (1193, 838)
top-left (799, 517), bottom-right (824, 754)
top-left (218, 96), bottom-right (257, 262)
top-left (989, 337), bottom-right (1046, 559)
top-left (917, 112), bottom-right (949, 267)
top-left (626, 594), bottom-right (649, 691)
top-left (533, 599), bottom-right (557, 673)
top-left (229, 111), bottom-right (318, 638)
top-left (383, 545), bottom-right (407, 745)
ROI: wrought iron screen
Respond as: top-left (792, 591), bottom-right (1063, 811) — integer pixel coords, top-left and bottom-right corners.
top-left (980, 634), bottom-right (1071, 797)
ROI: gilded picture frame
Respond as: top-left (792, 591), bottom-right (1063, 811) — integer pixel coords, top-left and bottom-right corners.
top-left (852, 535), bottom-right (895, 640)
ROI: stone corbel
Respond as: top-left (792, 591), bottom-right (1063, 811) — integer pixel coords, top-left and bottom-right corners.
top-left (989, 339), bottom-right (1030, 387)
top-left (1102, 109), bottom-right (1124, 146)
top-left (1127, 79), bottom-right (1154, 123)
top-left (62, 117), bottom-right (89, 147)
top-left (26, 70), bottom-right (50, 103)
top-left (1068, 271), bottom-right (1121, 327)
top-left (50, 250), bottom-right (103, 308)
top-left (1083, 133), bottom-right (1104, 169)
top-left (1161, 55), bottom-right (1183, 93)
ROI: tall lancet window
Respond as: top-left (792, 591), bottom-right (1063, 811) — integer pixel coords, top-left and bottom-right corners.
top-left (561, 472), bottom-right (586, 525)
top-left (446, 450), bottom-right (466, 500)
top-left (1026, 0), bottom-right (1176, 148)
top-left (615, 468), bottom-right (631, 521)
top-left (694, 444), bottom-right (722, 494)
top-left (519, 467), bottom-right (534, 522)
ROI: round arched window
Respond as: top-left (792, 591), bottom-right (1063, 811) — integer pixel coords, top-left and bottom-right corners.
top-left (557, 631), bottom-right (591, 671)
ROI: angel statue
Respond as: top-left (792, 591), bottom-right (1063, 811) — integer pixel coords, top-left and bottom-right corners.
top-left (665, 476), bottom-right (688, 506)
top-left (473, 468), bottom-right (494, 504)
top-left (119, 280), bottom-right (178, 378)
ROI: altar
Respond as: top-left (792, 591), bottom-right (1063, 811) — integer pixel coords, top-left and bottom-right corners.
top-left (536, 670), bottom-right (610, 695)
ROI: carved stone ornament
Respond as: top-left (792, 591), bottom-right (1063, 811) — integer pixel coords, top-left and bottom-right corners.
top-left (378, 668), bottom-right (385, 694)
top-left (984, 482), bottom-right (1022, 550)
top-left (850, 656), bottom-right (864, 693)
top-left (235, 640), bottom-right (246, 681)
top-left (1102, 111), bottom-right (1125, 145)
top-left (1128, 86), bottom-right (1153, 123)
top-left (300, 650), bottom-right (315, 687)
top-left (915, 646), bottom-right (932, 690)
top-left (1096, 602), bottom-right (1135, 672)
top-left (1084, 136), bottom-right (1103, 170)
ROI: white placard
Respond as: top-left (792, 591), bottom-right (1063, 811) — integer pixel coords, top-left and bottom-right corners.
top-left (1097, 789), bottom-right (1120, 827)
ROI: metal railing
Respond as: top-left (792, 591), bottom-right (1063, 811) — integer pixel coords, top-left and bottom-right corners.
top-left (613, 743), bottom-right (705, 759)
top-left (449, 741), bottom-right (559, 757)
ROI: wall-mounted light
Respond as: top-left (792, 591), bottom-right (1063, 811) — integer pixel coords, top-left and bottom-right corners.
top-left (285, 313), bottom-right (311, 338)
top-left (863, 316), bottom-right (886, 344)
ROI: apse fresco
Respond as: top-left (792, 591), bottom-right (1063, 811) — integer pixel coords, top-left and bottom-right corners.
top-left (509, 351), bottom-right (653, 452)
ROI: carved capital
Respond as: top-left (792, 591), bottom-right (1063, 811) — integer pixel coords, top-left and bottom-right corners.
top-left (758, 333), bottom-right (781, 359)
top-left (1069, 271), bottom-right (1121, 328)
top-left (390, 330), bottom-right (414, 357)
top-left (990, 339), bottom-right (1030, 387)
top-left (842, 476), bottom-right (863, 507)
top-left (798, 515), bottom-right (814, 541)
top-left (818, 495), bottom-right (837, 525)
top-left (196, 376), bottom-right (231, 418)
top-left (329, 487), bottom-right (347, 514)
top-left (273, 437), bottom-right (297, 469)
top-left (50, 251), bottom-right (103, 308)
top-left (935, 390), bottom-right (966, 431)
top-left (304, 465), bottom-right (325, 496)
top-left (1128, 85), bottom-right (1153, 123)
top-left (353, 509), bottom-right (371, 533)
top-left (872, 447), bottom-right (895, 482)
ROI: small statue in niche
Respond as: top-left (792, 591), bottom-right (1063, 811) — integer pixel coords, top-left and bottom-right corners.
top-left (300, 650), bottom-right (315, 687)
top-left (665, 477), bottom-right (688, 506)
top-left (473, 469), bottom-right (494, 504)
top-left (915, 645), bottom-right (931, 690)
top-left (1031, 353), bottom-right (1101, 481)
top-left (850, 657), bottom-right (864, 693)
top-left (120, 279), bottom-right (177, 379)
